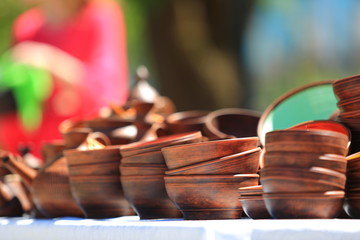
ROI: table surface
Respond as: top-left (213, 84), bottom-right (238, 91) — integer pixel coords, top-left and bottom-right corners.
top-left (2, 216), bottom-right (360, 240)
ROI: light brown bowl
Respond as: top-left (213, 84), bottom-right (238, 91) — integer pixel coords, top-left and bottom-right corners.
top-left (162, 137), bottom-right (259, 170)
top-left (165, 110), bottom-right (210, 135)
top-left (165, 147), bottom-right (261, 175)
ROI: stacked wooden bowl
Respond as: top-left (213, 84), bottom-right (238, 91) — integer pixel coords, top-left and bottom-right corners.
top-left (333, 74), bottom-right (360, 153)
top-left (238, 185), bottom-right (271, 219)
top-left (343, 152), bottom-right (360, 218)
top-left (119, 132), bottom-right (203, 219)
top-left (64, 146), bottom-right (135, 219)
top-left (162, 137), bottom-right (260, 220)
top-left (260, 122), bottom-right (349, 219)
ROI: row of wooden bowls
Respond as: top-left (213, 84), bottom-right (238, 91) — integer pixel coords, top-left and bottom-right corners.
top-left (257, 120), bottom-right (349, 219)
top-left (333, 74), bottom-right (360, 154)
top-left (162, 137), bottom-right (260, 220)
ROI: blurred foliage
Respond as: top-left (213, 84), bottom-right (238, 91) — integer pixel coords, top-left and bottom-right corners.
top-left (0, 0), bottom-right (26, 53)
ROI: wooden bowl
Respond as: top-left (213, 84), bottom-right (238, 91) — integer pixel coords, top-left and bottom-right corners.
top-left (120, 131), bottom-right (203, 158)
top-left (121, 150), bottom-right (165, 165)
top-left (162, 137), bottom-right (259, 170)
top-left (263, 152), bottom-right (347, 174)
top-left (64, 147), bottom-right (134, 219)
top-left (238, 185), bottom-right (263, 197)
top-left (265, 129), bottom-right (349, 155)
top-left (258, 80), bottom-right (338, 146)
top-left (120, 164), bottom-right (167, 176)
top-left (165, 147), bottom-right (261, 175)
top-left (69, 175), bottom-right (134, 218)
top-left (333, 74), bottom-right (360, 100)
top-left (165, 110), bottom-right (210, 135)
top-left (120, 175), bottom-right (182, 219)
top-left (338, 97), bottom-right (360, 112)
top-left (288, 120), bottom-right (350, 141)
top-left (164, 174), bottom-right (259, 220)
top-left (204, 108), bottom-right (260, 140)
top-left (343, 194), bottom-right (360, 218)
top-left (84, 117), bottom-right (134, 145)
top-left (260, 166), bottom-right (346, 193)
top-left (263, 191), bottom-right (344, 219)
top-left (239, 196), bottom-right (272, 219)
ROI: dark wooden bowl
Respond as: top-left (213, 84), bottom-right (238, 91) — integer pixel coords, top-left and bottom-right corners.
top-left (263, 152), bottom-right (347, 173)
top-left (164, 174), bottom-right (259, 220)
top-left (260, 167), bottom-right (346, 193)
top-left (165, 147), bottom-right (261, 175)
top-left (162, 137), bottom-right (259, 170)
top-left (64, 147), bottom-right (134, 218)
top-left (120, 131), bottom-right (203, 157)
top-left (239, 196), bottom-right (272, 219)
top-left (69, 175), bottom-right (134, 218)
top-left (165, 110), bottom-right (210, 135)
top-left (120, 163), bottom-right (167, 176)
top-left (263, 191), bottom-right (344, 219)
top-left (120, 175), bottom-right (182, 219)
top-left (204, 108), bottom-right (260, 140)
top-left (121, 150), bottom-right (165, 165)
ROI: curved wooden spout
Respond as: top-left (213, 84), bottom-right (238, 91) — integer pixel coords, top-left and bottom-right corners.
top-left (0, 155), bottom-right (37, 191)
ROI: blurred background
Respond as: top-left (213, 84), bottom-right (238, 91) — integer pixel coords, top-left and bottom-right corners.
top-left (1, 0), bottom-right (359, 113)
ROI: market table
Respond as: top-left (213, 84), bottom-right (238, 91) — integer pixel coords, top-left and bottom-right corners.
top-left (1, 216), bottom-right (360, 240)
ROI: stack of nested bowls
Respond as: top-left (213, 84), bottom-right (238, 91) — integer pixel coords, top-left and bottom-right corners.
top-left (333, 74), bottom-right (360, 153)
top-left (238, 185), bottom-right (271, 219)
top-left (261, 122), bottom-right (349, 219)
top-left (162, 137), bottom-right (260, 220)
top-left (343, 152), bottom-right (360, 218)
top-left (64, 145), bottom-right (135, 219)
top-left (119, 131), bottom-right (203, 219)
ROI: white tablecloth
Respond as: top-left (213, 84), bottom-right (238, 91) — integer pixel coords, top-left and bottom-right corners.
top-left (1, 216), bottom-right (360, 240)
